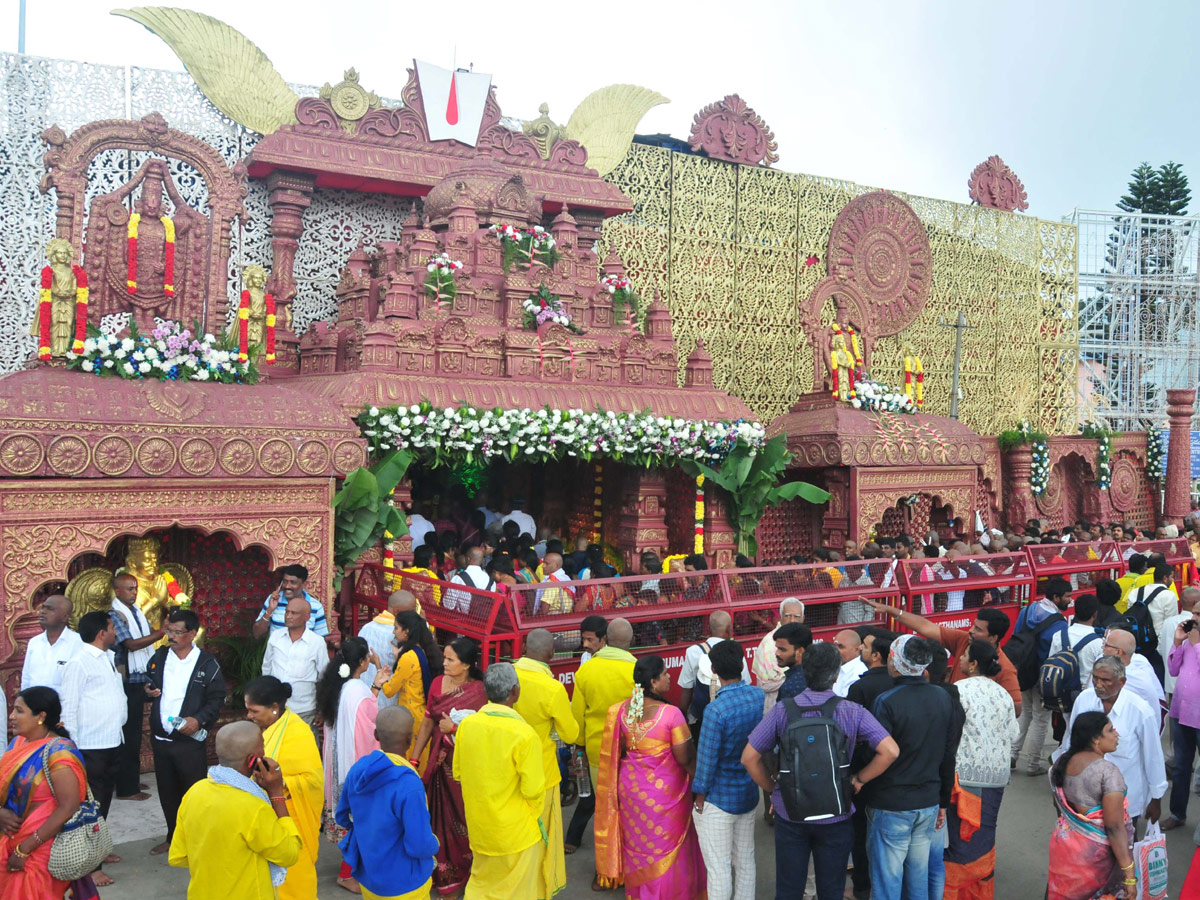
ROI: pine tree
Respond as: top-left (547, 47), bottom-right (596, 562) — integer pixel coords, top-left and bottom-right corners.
top-left (1118, 163), bottom-right (1158, 213)
top-left (1152, 161), bottom-right (1190, 215)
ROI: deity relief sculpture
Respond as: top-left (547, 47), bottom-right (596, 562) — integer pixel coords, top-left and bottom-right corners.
top-left (688, 94), bottom-right (779, 167)
top-left (29, 238), bottom-right (87, 360)
top-left (968, 155), bottom-right (1029, 213)
top-left (66, 535), bottom-right (195, 629)
top-left (830, 333), bottom-right (855, 401)
top-left (84, 158), bottom-right (205, 331)
top-left (817, 294), bottom-right (867, 392)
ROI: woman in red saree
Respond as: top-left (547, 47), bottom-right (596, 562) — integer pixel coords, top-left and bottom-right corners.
top-left (410, 638), bottom-right (487, 896)
top-left (1, 687), bottom-right (88, 900)
top-left (1047, 711), bottom-right (1137, 900)
top-left (594, 654), bottom-right (706, 899)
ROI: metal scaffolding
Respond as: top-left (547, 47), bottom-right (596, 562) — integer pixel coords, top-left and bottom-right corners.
top-left (1072, 208), bottom-right (1200, 431)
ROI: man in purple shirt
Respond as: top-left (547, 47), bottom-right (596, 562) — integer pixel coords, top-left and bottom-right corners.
top-left (743, 642), bottom-right (899, 900)
top-left (1164, 607), bottom-right (1200, 830)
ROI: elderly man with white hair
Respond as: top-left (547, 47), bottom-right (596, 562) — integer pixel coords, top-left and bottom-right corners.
top-left (751, 597), bottom-right (805, 714)
top-left (1056, 655), bottom-right (1167, 826)
top-left (1100, 626), bottom-right (1166, 721)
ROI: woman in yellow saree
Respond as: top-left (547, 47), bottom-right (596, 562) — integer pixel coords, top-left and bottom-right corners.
top-left (379, 611), bottom-right (441, 762)
top-left (244, 676), bottom-right (324, 900)
top-left (594, 655), bottom-right (706, 899)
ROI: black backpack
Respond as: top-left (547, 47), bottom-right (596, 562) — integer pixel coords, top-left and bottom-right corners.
top-left (777, 697), bottom-right (853, 821)
top-left (1039, 631), bottom-right (1102, 713)
top-left (1123, 586), bottom-right (1164, 656)
top-left (1004, 610), bottom-right (1067, 691)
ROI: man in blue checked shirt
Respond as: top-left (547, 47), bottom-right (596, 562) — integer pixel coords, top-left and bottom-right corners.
top-left (252, 564), bottom-right (329, 640)
top-left (691, 639), bottom-right (764, 900)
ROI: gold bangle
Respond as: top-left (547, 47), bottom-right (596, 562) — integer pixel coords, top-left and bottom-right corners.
top-left (1121, 862), bottom-right (1135, 870)
top-left (11, 844), bottom-right (29, 859)
top-left (1123, 878), bottom-right (1137, 885)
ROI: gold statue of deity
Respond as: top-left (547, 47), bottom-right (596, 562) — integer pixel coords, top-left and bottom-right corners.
top-left (235, 265), bottom-right (270, 350)
top-left (831, 333), bottom-right (854, 401)
top-left (66, 535), bottom-right (195, 629)
top-left (30, 238), bottom-right (81, 359)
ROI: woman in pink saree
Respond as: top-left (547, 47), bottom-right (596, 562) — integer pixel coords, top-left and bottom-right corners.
top-left (1047, 711), bottom-right (1137, 900)
top-left (594, 654), bottom-right (706, 899)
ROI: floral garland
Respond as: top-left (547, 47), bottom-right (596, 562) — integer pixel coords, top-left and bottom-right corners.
top-left (161, 571), bottom-right (189, 603)
top-left (357, 402), bottom-right (766, 470)
top-left (694, 475), bottom-right (706, 554)
top-left (237, 290), bottom-right (276, 364)
top-left (833, 323), bottom-right (864, 370)
top-left (382, 488), bottom-right (397, 589)
top-left (488, 223), bottom-right (561, 273)
top-left (127, 213), bottom-right (176, 297)
top-left (903, 353), bottom-right (924, 410)
top-left (1031, 437), bottom-right (1050, 496)
top-left (523, 285), bottom-right (584, 335)
top-left (67, 320), bottom-right (258, 384)
top-left (1079, 421), bottom-right (1116, 490)
top-left (851, 379), bottom-right (916, 414)
top-left (1146, 428), bottom-right (1165, 482)
top-left (38, 265), bottom-right (89, 360)
top-left (424, 252), bottom-right (463, 313)
top-left (600, 274), bottom-right (640, 332)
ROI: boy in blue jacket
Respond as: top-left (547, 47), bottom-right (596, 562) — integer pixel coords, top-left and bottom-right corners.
top-left (336, 707), bottom-right (440, 898)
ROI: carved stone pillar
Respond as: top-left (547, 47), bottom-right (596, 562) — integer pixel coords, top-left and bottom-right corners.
top-left (1003, 446), bottom-right (1035, 529)
top-left (392, 477), bottom-right (414, 565)
top-left (1165, 388), bottom-right (1196, 524)
top-left (704, 484), bottom-right (737, 568)
top-left (820, 468), bottom-right (850, 548)
top-left (265, 170), bottom-right (316, 310)
top-left (616, 469), bottom-right (669, 572)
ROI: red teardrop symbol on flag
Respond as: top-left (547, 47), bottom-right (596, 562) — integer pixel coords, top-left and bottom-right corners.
top-left (446, 72), bottom-right (459, 126)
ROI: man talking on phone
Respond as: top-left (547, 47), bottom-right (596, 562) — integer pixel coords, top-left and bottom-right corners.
top-left (253, 564), bottom-right (329, 640)
top-left (169, 720), bottom-right (302, 898)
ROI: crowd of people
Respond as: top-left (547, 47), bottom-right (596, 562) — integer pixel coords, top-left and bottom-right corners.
top-left (3, 510), bottom-right (1200, 900)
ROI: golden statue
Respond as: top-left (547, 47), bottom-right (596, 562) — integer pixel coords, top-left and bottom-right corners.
top-left (66, 535), bottom-right (195, 629)
top-left (30, 238), bottom-right (81, 359)
top-left (831, 332), bottom-right (854, 401)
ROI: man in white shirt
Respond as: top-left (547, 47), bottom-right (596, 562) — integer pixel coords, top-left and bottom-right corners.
top-left (1161, 587), bottom-right (1198, 697)
top-left (444, 546), bottom-right (494, 614)
top-left (358, 590), bottom-right (418, 708)
top-left (111, 572), bottom-right (162, 801)
top-left (407, 511), bottom-right (436, 554)
top-left (832, 629), bottom-right (868, 697)
top-left (937, 553), bottom-right (969, 611)
top-left (261, 598), bottom-right (329, 726)
top-left (20, 594), bottom-right (82, 691)
top-left (1047, 593), bottom-right (1104, 689)
top-left (60, 610), bottom-right (128, 888)
top-left (678, 611), bottom-right (750, 735)
top-left (1055, 655), bottom-right (1167, 825)
top-left (1101, 627), bottom-right (1166, 723)
top-left (1129, 563), bottom-right (1180, 638)
top-left (500, 497), bottom-right (536, 540)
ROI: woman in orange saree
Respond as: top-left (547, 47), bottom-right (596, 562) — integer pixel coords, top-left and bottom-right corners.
top-left (594, 655), bottom-right (706, 900)
top-left (1, 687), bottom-right (88, 900)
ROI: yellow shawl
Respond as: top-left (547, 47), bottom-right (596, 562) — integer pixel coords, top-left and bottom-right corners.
top-left (263, 709), bottom-right (324, 900)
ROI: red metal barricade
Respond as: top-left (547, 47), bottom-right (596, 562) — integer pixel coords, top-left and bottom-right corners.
top-left (1025, 540), bottom-right (1124, 600)
top-left (894, 552), bottom-right (1033, 635)
top-left (1117, 538), bottom-right (1196, 587)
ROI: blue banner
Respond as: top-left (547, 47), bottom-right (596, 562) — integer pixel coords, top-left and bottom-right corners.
top-left (1158, 428), bottom-right (1200, 480)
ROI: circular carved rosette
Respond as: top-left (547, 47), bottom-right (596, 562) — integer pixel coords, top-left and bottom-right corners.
top-left (333, 440), bottom-right (366, 474)
top-left (0, 434), bottom-right (44, 475)
top-left (827, 192), bottom-right (932, 335)
top-left (136, 437), bottom-right (178, 475)
top-left (220, 438), bottom-right (256, 475)
top-left (93, 436), bottom-right (134, 476)
top-left (1109, 458), bottom-right (1140, 512)
top-left (296, 440), bottom-right (332, 476)
top-left (259, 439), bottom-right (296, 476)
top-left (47, 436), bottom-right (89, 476)
top-left (179, 438), bottom-right (217, 476)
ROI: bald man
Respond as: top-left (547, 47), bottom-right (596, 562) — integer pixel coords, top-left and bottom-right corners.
top-left (679, 610), bottom-right (751, 738)
top-left (566, 618), bottom-right (637, 855)
top-left (359, 590), bottom-right (417, 708)
top-left (536, 552), bottom-right (575, 615)
top-left (21, 594), bottom-right (82, 691)
top-left (261, 597), bottom-right (328, 726)
top-left (446, 546), bottom-right (494, 614)
top-left (1102, 627), bottom-right (1166, 718)
top-left (169, 721), bottom-right (301, 899)
top-left (337, 707), bottom-right (440, 898)
top-left (832, 629), bottom-right (867, 696)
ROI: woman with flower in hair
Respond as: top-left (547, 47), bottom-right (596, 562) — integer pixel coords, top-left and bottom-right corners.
top-left (316, 636), bottom-right (387, 894)
top-left (594, 654), bottom-right (706, 898)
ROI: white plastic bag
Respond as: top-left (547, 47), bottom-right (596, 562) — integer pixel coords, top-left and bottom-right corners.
top-left (1133, 821), bottom-right (1168, 900)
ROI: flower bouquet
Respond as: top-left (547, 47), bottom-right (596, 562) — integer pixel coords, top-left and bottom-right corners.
top-left (1146, 427), bottom-right (1165, 481)
top-left (522, 285), bottom-right (584, 335)
top-left (424, 251), bottom-right (463, 313)
top-left (488, 223), bottom-right (561, 273)
top-left (850, 379), bottom-right (917, 414)
top-left (600, 273), bottom-right (640, 330)
top-left (66, 320), bottom-right (258, 384)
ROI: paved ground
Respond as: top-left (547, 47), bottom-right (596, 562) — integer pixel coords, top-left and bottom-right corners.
top-left (104, 746), bottom-right (1197, 898)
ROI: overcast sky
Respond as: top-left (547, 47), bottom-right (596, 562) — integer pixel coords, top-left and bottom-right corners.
top-left (5, 0), bottom-right (1196, 221)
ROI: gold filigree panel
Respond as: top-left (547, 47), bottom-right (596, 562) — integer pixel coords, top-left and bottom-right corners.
top-left (602, 148), bottom-right (1079, 434)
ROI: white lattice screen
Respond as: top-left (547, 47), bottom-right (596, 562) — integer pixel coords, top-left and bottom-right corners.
top-left (0, 52), bottom-right (414, 373)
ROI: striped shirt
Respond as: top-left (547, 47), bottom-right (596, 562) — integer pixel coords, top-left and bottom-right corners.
top-left (111, 601), bottom-right (154, 683)
top-left (257, 590), bottom-right (328, 635)
top-left (60, 643), bottom-right (127, 749)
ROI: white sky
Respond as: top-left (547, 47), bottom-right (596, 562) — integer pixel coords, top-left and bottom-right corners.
top-left (5, 0), bottom-right (1197, 221)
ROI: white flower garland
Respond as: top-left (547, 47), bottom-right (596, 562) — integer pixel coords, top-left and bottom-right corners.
top-left (357, 402), bottom-right (766, 469)
top-left (1146, 428), bottom-right (1165, 482)
top-left (1031, 439), bottom-right (1050, 496)
top-left (850, 379), bottom-right (917, 414)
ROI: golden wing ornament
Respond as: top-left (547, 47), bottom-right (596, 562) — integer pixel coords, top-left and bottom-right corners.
top-left (566, 85), bottom-right (669, 177)
top-left (112, 6), bottom-right (299, 135)
top-left (64, 567), bottom-right (116, 627)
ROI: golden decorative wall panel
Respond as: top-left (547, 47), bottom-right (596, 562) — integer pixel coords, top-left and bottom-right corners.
top-left (601, 145), bottom-right (1078, 434)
